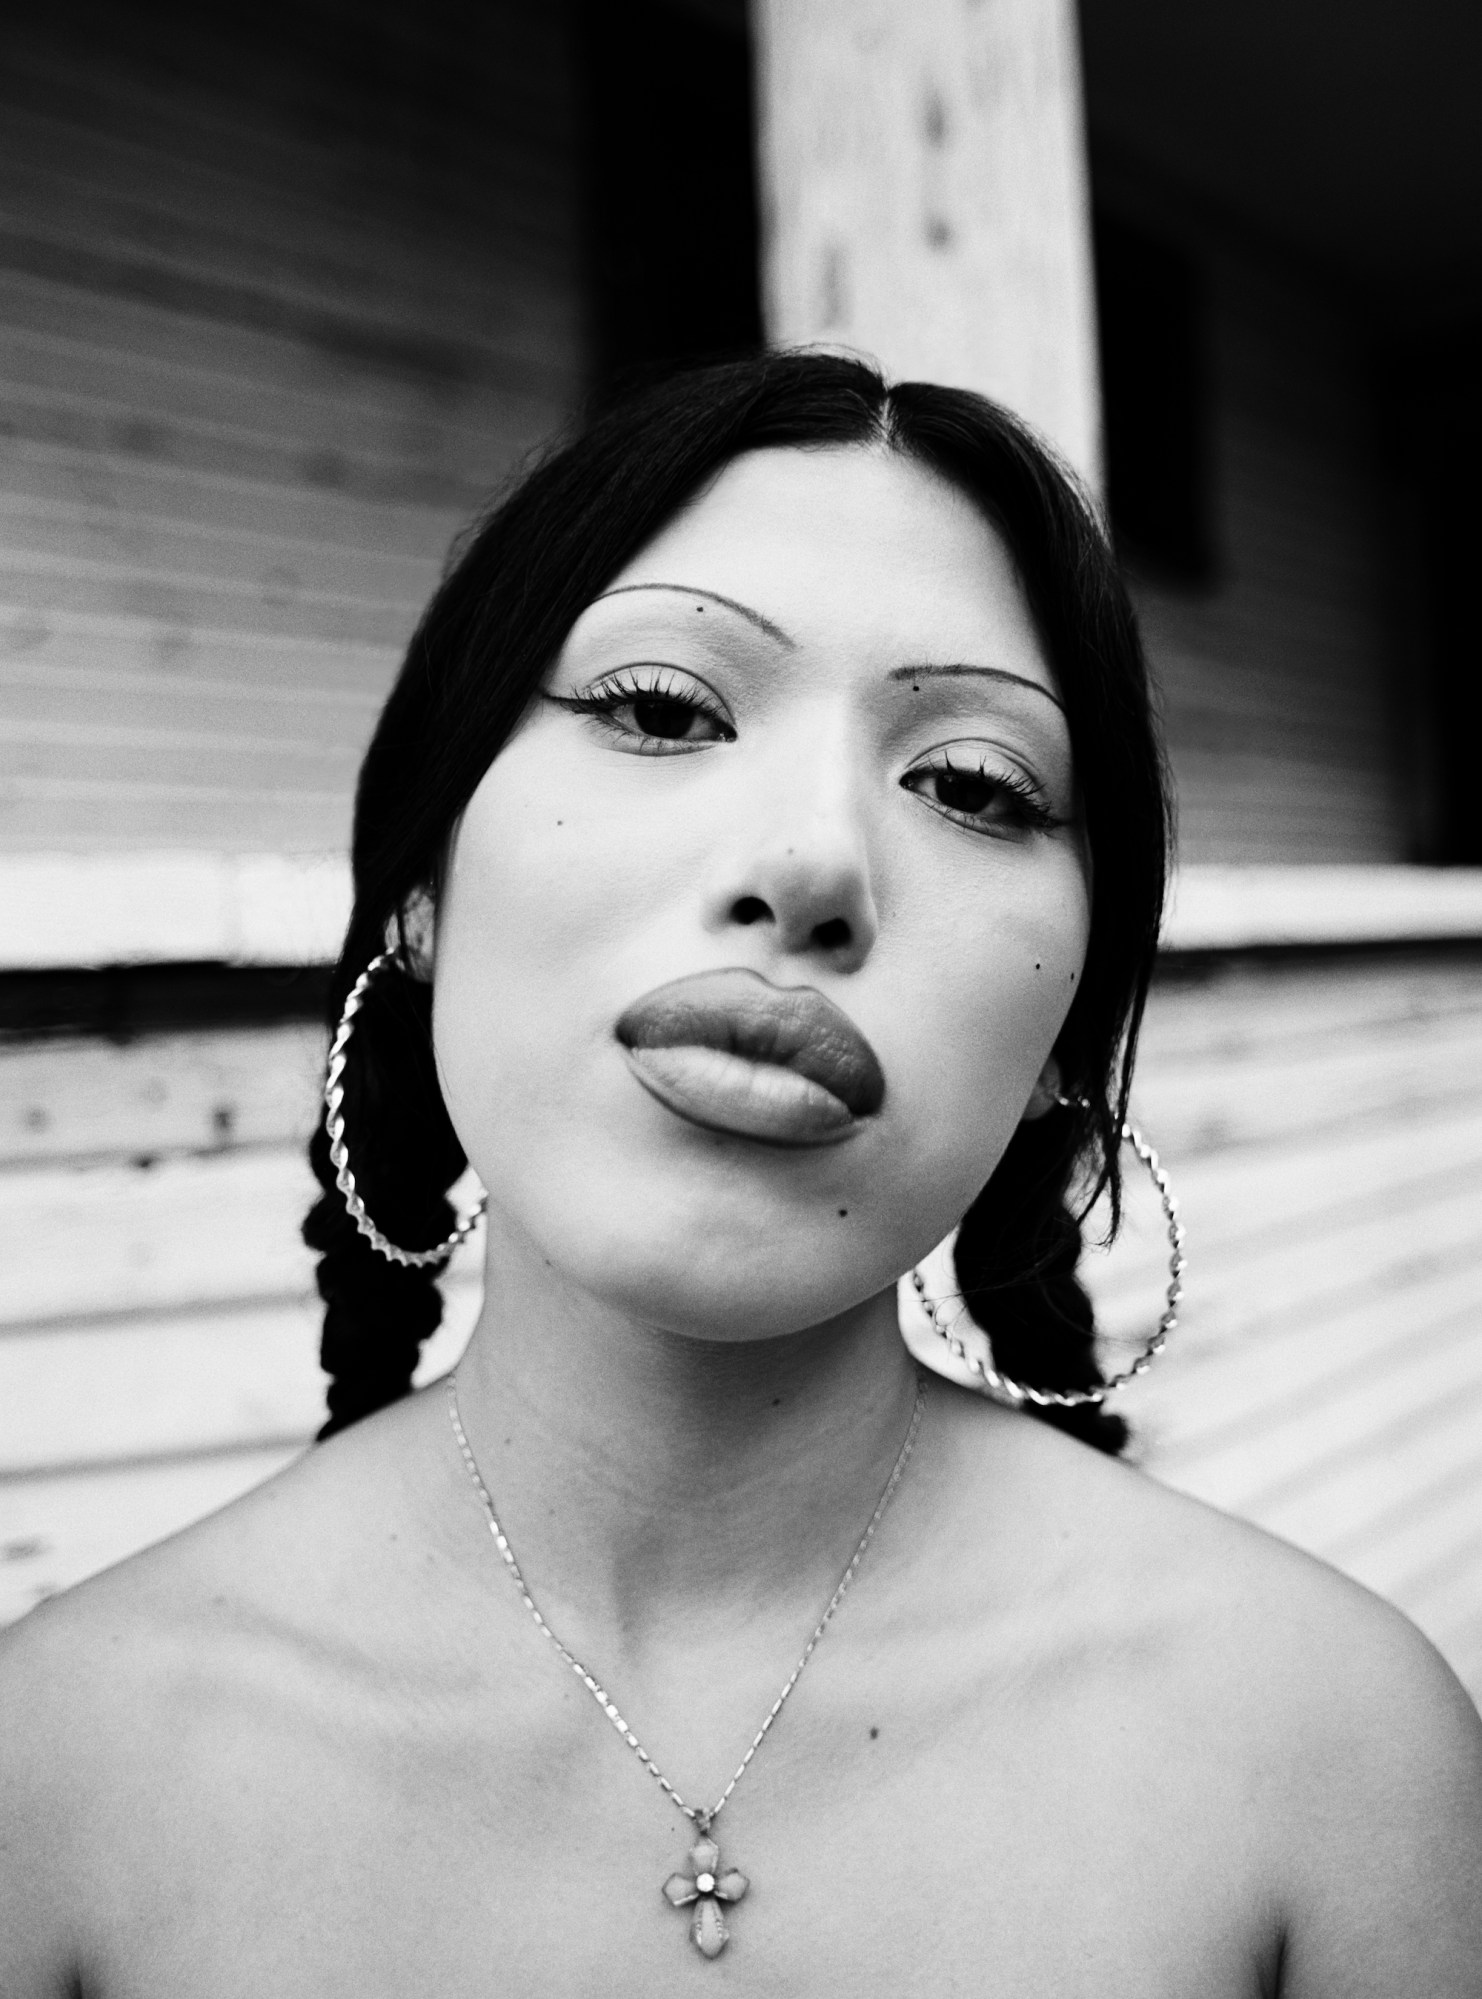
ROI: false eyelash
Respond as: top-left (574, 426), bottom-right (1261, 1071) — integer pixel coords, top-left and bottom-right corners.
top-left (545, 665), bottom-right (735, 734)
top-left (907, 751), bottom-right (1062, 832)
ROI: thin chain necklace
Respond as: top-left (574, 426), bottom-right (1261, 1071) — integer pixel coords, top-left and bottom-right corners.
top-left (446, 1366), bottom-right (927, 1960)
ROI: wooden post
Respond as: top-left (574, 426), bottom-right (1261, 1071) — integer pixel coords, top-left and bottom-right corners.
top-left (752, 0), bottom-right (1102, 485)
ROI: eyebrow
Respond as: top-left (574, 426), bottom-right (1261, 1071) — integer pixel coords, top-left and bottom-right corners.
top-left (587, 588), bottom-right (1063, 713)
top-left (886, 662), bottom-right (1066, 714)
top-left (590, 582), bottom-right (798, 650)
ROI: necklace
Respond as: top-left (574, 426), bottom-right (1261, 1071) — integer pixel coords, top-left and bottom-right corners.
top-left (447, 1367), bottom-right (927, 1960)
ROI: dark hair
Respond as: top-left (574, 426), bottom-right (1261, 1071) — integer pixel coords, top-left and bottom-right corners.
top-left (305, 350), bottom-right (1172, 1453)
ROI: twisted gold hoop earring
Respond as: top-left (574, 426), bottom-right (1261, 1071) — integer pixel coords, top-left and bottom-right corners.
top-left (323, 949), bottom-right (487, 1268)
top-left (909, 1097), bottom-right (1185, 1408)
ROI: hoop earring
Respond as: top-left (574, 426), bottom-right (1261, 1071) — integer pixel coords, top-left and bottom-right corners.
top-left (908, 1097), bottom-right (1185, 1408)
top-left (323, 950), bottom-right (487, 1268)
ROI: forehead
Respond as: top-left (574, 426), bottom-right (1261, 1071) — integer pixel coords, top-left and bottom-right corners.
top-left (595, 444), bottom-right (1054, 690)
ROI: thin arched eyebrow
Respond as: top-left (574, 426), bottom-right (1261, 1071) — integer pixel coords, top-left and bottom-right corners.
top-left (589, 582), bottom-right (798, 650)
top-left (887, 662), bottom-right (1066, 715)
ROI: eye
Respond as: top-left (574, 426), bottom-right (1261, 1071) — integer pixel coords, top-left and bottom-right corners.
top-left (544, 666), bottom-right (735, 754)
top-left (624, 690), bottom-right (718, 742)
top-left (902, 749), bottom-right (1060, 834)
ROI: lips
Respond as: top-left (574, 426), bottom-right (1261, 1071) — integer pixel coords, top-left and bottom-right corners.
top-left (615, 969), bottom-right (886, 1145)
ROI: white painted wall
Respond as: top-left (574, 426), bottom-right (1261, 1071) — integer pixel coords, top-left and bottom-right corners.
top-left (753, 0), bottom-right (1102, 483)
top-left (6, 854), bottom-right (1482, 969)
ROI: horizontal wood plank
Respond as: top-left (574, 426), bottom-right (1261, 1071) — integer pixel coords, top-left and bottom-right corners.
top-left (1334, 1441), bottom-right (1482, 1610)
top-left (0, 430), bottom-right (471, 560)
top-left (0, 635), bottom-right (395, 713)
top-left (1166, 1323), bottom-right (1482, 1534)
top-left (1135, 1041), bottom-right (1482, 1157)
top-left (0, 851), bottom-right (352, 963)
top-left (1082, 1103), bottom-right (1482, 1327)
top-left (1, 326), bottom-right (556, 471)
top-left (1126, 1270), bottom-right (1482, 1468)
top-left (0, 1146), bottom-right (322, 1324)
top-left (0, 0), bottom-right (582, 855)
top-left (0, 493), bottom-right (442, 609)
top-left (0, 1025), bottom-right (326, 1165)
top-left (0, 553), bottom-right (420, 648)
top-left (0, 154), bottom-right (577, 362)
top-left (0, 1142), bottom-right (486, 1327)
top-left (0, 786), bottom-right (354, 854)
top-left (1146, 955), bottom-right (1482, 1054)
top-left (0, 1445), bottom-right (303, 1624)
top-left (0, 1279), bottom-right (481, 1475)
top-left (0, 371), bottom-right (516, 513)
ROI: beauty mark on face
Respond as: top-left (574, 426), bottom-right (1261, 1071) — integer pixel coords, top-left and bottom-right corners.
top-left (589, 582), bottom-right (1064, 715)
top-left (886, 662), bottom-right (1066, 715)
top-left (592, 582), bottom-right (798, 651)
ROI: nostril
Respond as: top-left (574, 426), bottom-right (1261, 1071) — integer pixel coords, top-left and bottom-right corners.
top-left (732, 896), bottom-right (771, 927)
top-left (812, 917), bottom-right (852, 952)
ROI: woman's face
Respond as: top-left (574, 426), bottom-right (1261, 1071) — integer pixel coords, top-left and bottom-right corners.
top-left (432, 444), bottom-right (1090, 1339)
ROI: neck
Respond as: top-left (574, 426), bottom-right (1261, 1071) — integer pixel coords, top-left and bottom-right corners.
top-left (450, 1212), bottom-right (922, 1665)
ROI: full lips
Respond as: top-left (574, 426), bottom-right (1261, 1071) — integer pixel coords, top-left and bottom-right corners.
top-left (614, 969), bottom-right (886, 1144)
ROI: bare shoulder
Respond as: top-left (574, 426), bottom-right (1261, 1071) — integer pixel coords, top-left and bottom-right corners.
top-left (949, 1400), bottom-right (1482, 1993)
top-left (0, 1391), bottom-right (455, 1994)
top-left (1003, 1403), bottom-right (1482, 1779)
top-left (0, 1509), bottom-right (260, 1995)
top-left (0, 1386), bottom-right (450, 1704)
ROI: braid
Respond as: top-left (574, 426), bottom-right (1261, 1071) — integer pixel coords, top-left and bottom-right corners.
top-left (303, 960), bottom-right (466, 1438)
top-left (952, 1108), bottom-right (1129, 1457)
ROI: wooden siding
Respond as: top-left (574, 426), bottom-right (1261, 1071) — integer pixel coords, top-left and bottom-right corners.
top-left (0, 1015), bottom-right (482, 1611)
top-left (0, 1), bottom-right (1425, 881)
top-left (1079, 949), bottom-right (1482, 1700)
top-left (0, 0), bottom-right (583, 854)
top-left (1093, 158), bottom-right (1410, 867)
top-left (2, 951), bottom-right (1480, 1714)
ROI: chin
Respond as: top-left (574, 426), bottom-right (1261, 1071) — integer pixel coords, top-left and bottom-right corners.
top-left (468, 1069), bottom-right (997, 1337)
top-left (579, 1241), bottom-right (896, 1344)
top-left (579, 1160), bottom-right (951, 1337)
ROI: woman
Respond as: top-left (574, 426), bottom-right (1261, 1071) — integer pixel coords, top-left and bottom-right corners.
top-left (2, 353), bottom-right (1478, 1995)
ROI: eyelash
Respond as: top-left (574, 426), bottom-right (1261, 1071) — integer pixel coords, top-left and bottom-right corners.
top-left (548, 672), bottom-right (1062, 834)
top-left (544, 667), bottom-right (734, 753)
top-left (901, 749), bottom-right (1061, 836)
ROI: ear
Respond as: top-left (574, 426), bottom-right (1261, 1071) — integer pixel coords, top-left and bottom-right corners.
top-left (1021, 1053), bottom-right (1063, 1122)
top-left (388, 888), bottom-right (437, 982)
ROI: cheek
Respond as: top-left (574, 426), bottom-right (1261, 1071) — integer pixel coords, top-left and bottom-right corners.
top-left (447, 755), bottom-right (622, 953)
top-left (442, 742), bottom-right (642, 976)
top-left (887, 850), bottom-right (1088, 1205)
top-left (427, 740), bottom-right (684, 1157)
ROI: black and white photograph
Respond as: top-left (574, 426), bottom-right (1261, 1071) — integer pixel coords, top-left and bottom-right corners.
top-left (1, 0), bottom-right (1480, 1990)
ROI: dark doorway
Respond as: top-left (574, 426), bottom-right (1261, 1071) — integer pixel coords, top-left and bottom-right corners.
top-left (1386, 328), bottom-right (1482, 864)
top-left (577, 0), bottom-right (763, 402)
top-left (1093, 212), bottom-right (1214, 586)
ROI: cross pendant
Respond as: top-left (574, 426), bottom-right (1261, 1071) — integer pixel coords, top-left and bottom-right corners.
top-left (661, 1827), bottom-right (750, 1959)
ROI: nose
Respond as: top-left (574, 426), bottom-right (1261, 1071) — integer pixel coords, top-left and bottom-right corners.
top-left (706, 726), bottom-right (880, 974)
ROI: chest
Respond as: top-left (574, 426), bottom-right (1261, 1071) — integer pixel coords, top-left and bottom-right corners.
top-left (79, 1666), bottom-right (1278, 1999)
